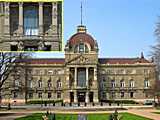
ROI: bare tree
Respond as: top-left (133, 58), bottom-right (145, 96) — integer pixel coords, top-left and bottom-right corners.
top-left (151, 17), bottom-right (160, 105)
top-left (0, 52), bottom-right (32, 106)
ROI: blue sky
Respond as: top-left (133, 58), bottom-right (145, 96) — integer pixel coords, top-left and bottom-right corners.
top-left (36, 0), bottom-right (160, 58)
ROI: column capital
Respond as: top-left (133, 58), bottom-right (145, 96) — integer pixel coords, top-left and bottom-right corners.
top-left (4, 2), bottom-right (10, 6)
top-left (18, 2), bottom-right (23, 6)
top-left (39, 2), bottom-right (43, 6)
top-left (52, 2), bottom-right (57, 6)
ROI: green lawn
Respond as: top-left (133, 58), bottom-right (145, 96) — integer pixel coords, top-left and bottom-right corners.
top-left (15, 113), bottom-right (152, 120)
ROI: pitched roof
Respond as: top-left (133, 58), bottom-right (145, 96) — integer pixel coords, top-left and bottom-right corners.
top-left (17, 57), bottom-right (152, 65)
top-left (98, 58), bottom-right (151, 64)
top-left (19, 58), bottom-right (65, 64)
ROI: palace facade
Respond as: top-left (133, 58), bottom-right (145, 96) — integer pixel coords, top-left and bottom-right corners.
top-left (2, 25), bottom-right (156, 105)
top-left (0, 1), bottom-right (62, 51)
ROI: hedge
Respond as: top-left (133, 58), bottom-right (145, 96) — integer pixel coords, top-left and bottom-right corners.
top-left (101, 100), bottom-right (139, 104)
top-left (26, 99), bottom-right (63, 104)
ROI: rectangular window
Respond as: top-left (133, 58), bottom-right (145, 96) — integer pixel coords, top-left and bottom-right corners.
top-left (77, 68), bottom-right (86, 87)
top-left (11, 45), bottom-right (18, 51)
top-left (130, 92), bottom-right (134, 98)
top-left (44, 45), bottom-right (51, 51)
top-left (28, 80), bottom-right (32, 88)
top-left (48, 92), bottom-right (51, 98)
top-left (111, 92), bottom-right (115, 98)
top-left (102, 92), bottom-right (106, 99)
top-left (120, 92), bottom-right (124, 98)
top-left (13, 92), bottom-right (18, 98)
top-left (24, 5), bottom-right (38, 36)
top-left (14, 80), bottom-right (19, 87)
top-left (10, 3), bottom-right (19, 35)
top-left (38, 93), bottom-right (42, 98)
top-left (29, 93), bottom-right (33, 99)
top-left (57, 92), bottom-right (61, 99)
top-left (43, 3), bottom-right (52, 34)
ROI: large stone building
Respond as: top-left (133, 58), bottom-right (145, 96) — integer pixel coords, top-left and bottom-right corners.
top-left (2, 25), bottom-right (156, 105)
top-left (0, 1), bottom-right (62, 51)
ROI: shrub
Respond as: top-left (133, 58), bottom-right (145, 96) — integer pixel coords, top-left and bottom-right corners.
top-left (101, 100), bottom-right (138, 104)
top-left (26, 99), bottom-right (63, 105)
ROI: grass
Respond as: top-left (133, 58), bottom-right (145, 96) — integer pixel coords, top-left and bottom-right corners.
top-left (15, 113), bottom-right (153, 120)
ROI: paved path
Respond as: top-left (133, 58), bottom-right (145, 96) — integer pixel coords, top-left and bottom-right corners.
top-left (128, 109), bottom-right (160, 120)
top-left (0, 108), bottom-right (159, 120)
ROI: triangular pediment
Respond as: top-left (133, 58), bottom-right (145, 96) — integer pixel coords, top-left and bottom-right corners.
top-left (66, 54), bottom-right (95, 65)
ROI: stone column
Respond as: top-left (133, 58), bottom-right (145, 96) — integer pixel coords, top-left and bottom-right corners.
top-left (85, 92), bottom-right (89, 103)
top-left (86, 67), bottom-right (89, 87)
top-left (93, 91), bottom-right (99, 103)
top-left (93, 68), bottom-right (99, 102)
top-left (74, 67), bottom-right (77, 87)
top-left (18, 2), bottom-right (23, 36)
top-left (4, 2), bottom-right (10, 36)
top-left (74, 91), bottom-right (77, 103)
top-left (39, 2), bottom-right (43, 36)
top-left (94, 68), bottom-right (97, 85)
top-left (51, 2), bottom-right (57, 34)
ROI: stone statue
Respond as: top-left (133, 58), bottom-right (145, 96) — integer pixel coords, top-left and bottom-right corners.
top-left (108, 109), bottom-right (123, 120)
top-left (38, 41), bottom-right (44, 50)
top-left (18, 41), bottom-right (24, 51)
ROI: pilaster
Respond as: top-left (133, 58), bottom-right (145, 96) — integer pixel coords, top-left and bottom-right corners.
top-left (4, 2), bottom-right (10, 36)
top-left (18, 2), bottom-right (23, 36)
top-left (39, 2), bottom-right (43, 36)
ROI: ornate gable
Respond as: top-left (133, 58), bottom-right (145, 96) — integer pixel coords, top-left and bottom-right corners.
top-left (66, 54), bottom-right (97, 65)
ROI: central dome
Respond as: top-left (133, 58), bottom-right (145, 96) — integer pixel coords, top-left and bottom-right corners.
top-left (65, 25), bottom-right (98, 52)
top-left (69, 32), bottom-right (95, 50)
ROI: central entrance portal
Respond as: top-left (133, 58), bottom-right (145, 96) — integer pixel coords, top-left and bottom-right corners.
top-left (77, 68), bottom-right (86, 87)
top-left (77, 92), bottom-right (86, 102)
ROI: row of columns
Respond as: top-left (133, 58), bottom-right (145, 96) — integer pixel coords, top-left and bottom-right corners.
top-left (73, 67), bottom-right (97, 103)
top-left (4, 2), bottom-right (57, 36)
top-left (74, 67), bottom-right (89, 88)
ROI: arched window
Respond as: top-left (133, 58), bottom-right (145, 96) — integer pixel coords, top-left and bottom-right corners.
top-left (129, 79), bottom-right (135, 88)
top-left (48, 79), bottom-right (52, 87)
top-left (57, 79), bottom-right (62, 88)
top-left (38, 80), bottom-right (42, 88)
top-left (74, 43), bottom-right (89, 53)
top-left (79, 43), bottom-right (84, 53)
top-left (111, 79), bottom-right (116, 88)
top-left (120, 79), bottom-right (125, 88)
top-left (144, 79), bottom-right (150, 88)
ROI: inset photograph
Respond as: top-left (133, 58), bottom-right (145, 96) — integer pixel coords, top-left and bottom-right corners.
top-left (0, 0), bottom-right (63, 51)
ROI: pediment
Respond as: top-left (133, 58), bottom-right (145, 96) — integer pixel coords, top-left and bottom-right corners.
top-left (66, 54), bottom-right (95, 65)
